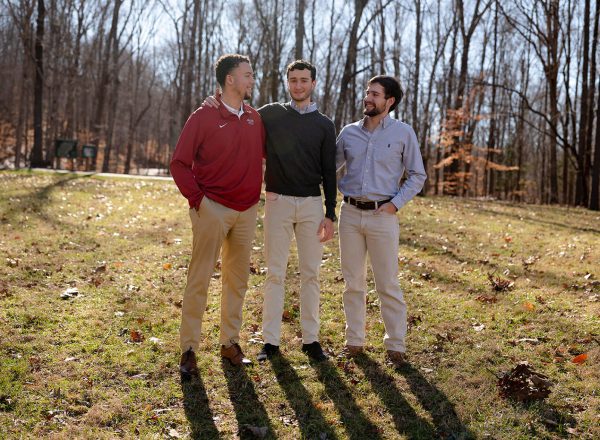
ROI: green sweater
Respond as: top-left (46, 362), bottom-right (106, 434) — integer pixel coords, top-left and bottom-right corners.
top-left (258, 103), bottom-right (337, 220)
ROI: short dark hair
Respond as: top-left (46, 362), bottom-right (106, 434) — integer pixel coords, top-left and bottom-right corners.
top-left (215, 54), bottom-right (250, 87)
top-left (286, 59), bottom-right (316, 81)
top-left (367, 75), bottom-right (404, 111)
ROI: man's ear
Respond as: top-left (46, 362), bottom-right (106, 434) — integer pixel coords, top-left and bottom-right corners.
top-left (387, 96), bottom-right (396, 111)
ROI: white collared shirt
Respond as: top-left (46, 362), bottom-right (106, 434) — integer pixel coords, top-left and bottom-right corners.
top-left (222, 101), bottom-right (245, 118)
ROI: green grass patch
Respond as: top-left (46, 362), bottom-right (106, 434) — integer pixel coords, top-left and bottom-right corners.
top-left (1, 170), bottom-right (598, 439)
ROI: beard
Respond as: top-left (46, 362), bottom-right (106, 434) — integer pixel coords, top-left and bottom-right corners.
top-left (291, 90), bottom-right (311, 102)
top-left (243, 89), bottom-right (252, 100)
top-left (363, 101), bottom-right (385, 116)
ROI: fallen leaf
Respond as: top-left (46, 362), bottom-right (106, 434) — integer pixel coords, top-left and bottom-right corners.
top-left (282, 310), bottom-right (292, 322)
top-left (95, 264), bottom-right (107, 273)
top-left (498, 362), bottom-right (552, 402)
top-left (408, 315), bottom-right (422, 329)
top-left (130, 330), bottom-right (144, 343)
top-left (523, 302), bottom-right (535, 311)
top-left (488, 273), bottom-right (514, 292)
top-left (167, 428), bottom-right (181, 438)
top-left (163, 263), bottom-right (172, 270)
top-left (514, 338), bottom-right (540, 345)
top-left (522, 255), bottom-right (539, 268)
top-left (60, 287), bottom-right (79, 299)
top-left (90, 277), bottom-right (103, 287)
top-left (29, 355), bottom-right (42, 371)
top-left (476, 294), bottom-right (498, 304)
top-left (473, 324), bottom-right (485, 332)
top-left (572, 353), bottom-right (588, 364)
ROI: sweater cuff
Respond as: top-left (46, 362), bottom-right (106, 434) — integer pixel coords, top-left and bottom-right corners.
top-left (325, 206), bottom-right (337, 222)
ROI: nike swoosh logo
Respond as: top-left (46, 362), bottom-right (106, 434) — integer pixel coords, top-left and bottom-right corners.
top-left (219, 123), bottom-right (228, 128)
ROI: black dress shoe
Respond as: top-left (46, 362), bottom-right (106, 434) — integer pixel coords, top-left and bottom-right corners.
top-left (257, 343), bottom-right (280, 362)
top-left (302, 341), bottom-right (328, 362)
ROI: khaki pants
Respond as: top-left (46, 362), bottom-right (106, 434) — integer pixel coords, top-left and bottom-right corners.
top-left (179, 196), bottom-right (258, 352)
top-left (338, 202), bottom-right (407, 352)
top-left (262, 193), bottom-right (324, 345)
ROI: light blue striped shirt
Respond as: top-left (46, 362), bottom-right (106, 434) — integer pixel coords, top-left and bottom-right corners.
top-left (336, 115), bottom-right (427, 210)
top-left (289, 100), bottom-right (318, 114)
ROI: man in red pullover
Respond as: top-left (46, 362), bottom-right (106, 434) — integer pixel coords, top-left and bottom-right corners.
top-left (170, 54), bottom-right (265, 377)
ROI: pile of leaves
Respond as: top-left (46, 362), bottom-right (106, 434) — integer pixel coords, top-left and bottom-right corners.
top-left (497, 362), bottom-right (552, 402)
top-left (488, 273), bottom-right (514, 291)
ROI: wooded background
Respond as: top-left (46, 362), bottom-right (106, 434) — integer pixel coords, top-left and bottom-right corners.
top-left (1, 0), bottom-right (599, 210)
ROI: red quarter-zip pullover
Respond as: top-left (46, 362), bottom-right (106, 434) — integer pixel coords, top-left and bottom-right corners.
top-left (170, 99), bottom-right (265, 211)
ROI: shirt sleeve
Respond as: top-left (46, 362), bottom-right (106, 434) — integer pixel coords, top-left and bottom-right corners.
top-left (170, 111), bottom-right (206, 209)
top-left (391, 126), bottom-right (427, 210)
top-left (321, 120), bottom-right (337, 220)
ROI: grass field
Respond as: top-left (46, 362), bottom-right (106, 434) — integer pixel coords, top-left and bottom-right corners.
top-left (1, 170), bottom-right (598, 439)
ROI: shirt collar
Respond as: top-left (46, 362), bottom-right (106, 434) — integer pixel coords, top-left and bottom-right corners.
top-left (221, 99), bottom-right (245, 117)
top-left (359, 114), bottom-right (392, 131)
top-left (289, 100), bottom-right (318, 114)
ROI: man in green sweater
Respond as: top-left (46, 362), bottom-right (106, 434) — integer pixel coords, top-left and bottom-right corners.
top-left (204, 60), bottom-right (337, 362)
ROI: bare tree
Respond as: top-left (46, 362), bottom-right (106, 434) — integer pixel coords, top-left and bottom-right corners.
top-left (30, 0), bottom-right (45, 167)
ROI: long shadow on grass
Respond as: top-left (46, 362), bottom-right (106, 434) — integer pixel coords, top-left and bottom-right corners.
top-left (181, 374), bottom-right (221, 439)
top-left (269, 355), bottom-right (339, 439)
top-left (3, 173), bottom-right (89, 228)
top-left (355, 355), bottom-right (474, 439)
top-left (222, 360), bottom-right (275, 439)
top-left (474, 206), bottom-right (600, 234)
top-left (309, 359), bottom-right (383, 440)
top-left (351, 355), bottom-right (438, 439)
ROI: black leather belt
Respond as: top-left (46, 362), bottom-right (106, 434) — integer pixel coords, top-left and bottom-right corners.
top-left (344, 196), bottom-right (392, 210)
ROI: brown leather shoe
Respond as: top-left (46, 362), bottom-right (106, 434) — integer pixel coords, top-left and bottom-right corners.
top-left (221, 342), bottom-right (251, 366)
top-left (386, 350), bottom-right (407, 367)
top-left (179, 348), bottom-right (199, 378)
top-left (343, 345), bottom-right (364, 357)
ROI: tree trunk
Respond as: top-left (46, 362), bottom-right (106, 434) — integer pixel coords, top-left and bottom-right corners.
top-left (295, 0), bottom-right (305, 59)
top-left (575, 0), bottom-right (590, 206)
top-left (591, 75), bottom-right (600, 210)
top-left (334, 0), bottom-right (369, 131)
top-left (411, 0), bottom-right (421, 134)
top-left (182, 0), bottom-right (200, 123)
top-left (322, 0), bottom-right (337, 115)
top-left (101, 0), bottom-right (123, 173)
top-left (587, 0), bottom-right (599, 208)
top-left (30, 0), bottom-right (46, 168)
top-left (484, 3), bottom-right (498, 196)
